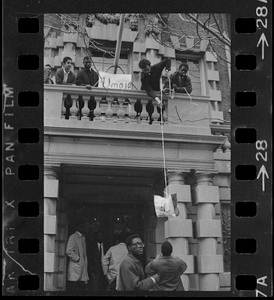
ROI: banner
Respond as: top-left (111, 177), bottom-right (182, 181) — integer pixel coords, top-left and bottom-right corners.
top-left (98, 71), bottom-right (132, 90)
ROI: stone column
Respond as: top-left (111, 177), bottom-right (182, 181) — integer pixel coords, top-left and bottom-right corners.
top-left (193, 173), bottom-right (223, 291)
top-left (164, 172), bottom-right (194, 291)
top-left (44, 165), bottom-right (59, 291)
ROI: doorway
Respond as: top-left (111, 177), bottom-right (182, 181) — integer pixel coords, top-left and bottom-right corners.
top-left (68, 201), bottom-right (146, 253)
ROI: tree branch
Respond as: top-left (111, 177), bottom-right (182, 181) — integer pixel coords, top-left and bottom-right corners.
top-left (182, 13), bottom-right (231, 47)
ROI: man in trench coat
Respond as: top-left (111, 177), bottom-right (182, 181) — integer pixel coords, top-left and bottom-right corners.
top-left (66, 220), bottom-right (89, 295)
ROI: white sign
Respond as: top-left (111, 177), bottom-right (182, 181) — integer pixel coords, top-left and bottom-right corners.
top-left (98, 71), bottom-right (132, 90)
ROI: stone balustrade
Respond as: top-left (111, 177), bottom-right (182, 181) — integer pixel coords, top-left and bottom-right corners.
top-left (44, 84), bottom-right (215, 128)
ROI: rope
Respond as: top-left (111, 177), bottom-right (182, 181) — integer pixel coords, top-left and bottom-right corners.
top-left (160, 76), bottom-right (167, 192)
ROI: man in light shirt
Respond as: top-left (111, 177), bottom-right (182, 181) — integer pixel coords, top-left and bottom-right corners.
top-left (56, 56), bottom-right (76, 85)
top-left (102, 231), bottom-right (129, 291)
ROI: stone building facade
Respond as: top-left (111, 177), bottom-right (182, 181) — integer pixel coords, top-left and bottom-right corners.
top-left (44, 13), bottom-right (231, 292)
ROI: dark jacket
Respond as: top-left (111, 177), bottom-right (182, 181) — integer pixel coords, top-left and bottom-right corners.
top-left (76, 68), bottom-right (99, 87)
top-left (141, 58), bottom-right (171, 99)
top-left (117, 253), bottom-right (155, 291)
top-left (145, 255), bottom-right (187, 291)
top-left (165, 71), bottom-right (192, 94)
top-left (56, 68), bottom-right (76, 85)
top-left (86, 238), bottom-right (107, 290)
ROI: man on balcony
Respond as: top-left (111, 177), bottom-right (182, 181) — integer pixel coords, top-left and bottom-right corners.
top-left (138, 58), bottom-right (171, 124)
top-left (164, 62), bottom-right (192, 94)
top-left (44, 64), bottom-right (54, 84)
top-left (76, 56), bottom-right (99, 120)
top-left (76, 56), bottom-right (99, 89)
top-left (56, 56), bottom-right (76, 85)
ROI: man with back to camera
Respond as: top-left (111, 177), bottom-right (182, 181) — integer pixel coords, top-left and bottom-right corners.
top-left (117, 234), bottom-right (160, 291)
top-left (102, 230), bottom-right (129, 291)
top-left (145, 241), bottom-right (187, 291)
top-left (137, 58), bottom-right (171, 123)
top-left (56, 56), bottom-right (76, 85)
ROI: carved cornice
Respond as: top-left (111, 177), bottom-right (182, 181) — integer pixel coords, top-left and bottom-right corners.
top-left (44, 124), bottom-right (226, 151)
top-left (45, 152), bottom-right (217, 174)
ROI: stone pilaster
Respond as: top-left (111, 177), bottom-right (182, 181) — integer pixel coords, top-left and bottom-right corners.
top-left (193, 173), bottom-right (223, 291)
top-left (164, 172), bottom-right (194, 291)
top-left (44, 165), bottom-right (59, 291)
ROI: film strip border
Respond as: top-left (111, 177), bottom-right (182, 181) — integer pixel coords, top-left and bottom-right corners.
top-left (231, 1), bottom-right (272, 296)
top-left (2, 0), bottom-right (272, 296)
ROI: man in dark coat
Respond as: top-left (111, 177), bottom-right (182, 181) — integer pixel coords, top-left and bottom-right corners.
top-left (164, 62), bottom-right (192, 94)
top-left (117, 234), bottom-right (159, 291)
top-left (56, 56), bottom-right (76, 85)
top-left (76, 56), bottom-right (99, 89)
top-left (86, 231), bottom-right (108, 291)
top-left (137, 58), bottom-right (171, 124)
top-left (145, 241), bottom-right (187, 291)
top-left (76, 56), bottom-right (99, 120)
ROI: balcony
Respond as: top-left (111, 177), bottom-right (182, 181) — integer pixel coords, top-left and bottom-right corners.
top-left (44, 85), bottom-right (222, 137)
top-left (44, 85), bottom-right (228, 172)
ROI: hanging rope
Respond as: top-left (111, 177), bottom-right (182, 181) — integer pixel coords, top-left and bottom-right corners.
top-left (160, 76), bottom-right (167, 192)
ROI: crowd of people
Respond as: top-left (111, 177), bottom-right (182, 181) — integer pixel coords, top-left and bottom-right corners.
top-left (44, 55), bottom-right (192, 123)
top-left (66, 219), bottom-right (188, 294)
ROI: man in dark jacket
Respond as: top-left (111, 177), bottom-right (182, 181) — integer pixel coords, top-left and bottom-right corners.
top-left (164, 62), bottom-right (192, 94)
top-left (145, 241), bottom-right (187, 291)
top-left (76, 56), bottom-right (99, 89)
top-left (76, 56), bottom-right (99, 120)
top-left (117, 234), bottom-right (160, 291)
top-left (137, 58), bottom-right (171, 124)
top-left (86, 231), bottom-right (108, 291)
top-left (56, 56), bottom-right (76, 85)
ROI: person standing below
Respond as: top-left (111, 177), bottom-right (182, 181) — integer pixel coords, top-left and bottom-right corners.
top-left (138, 58), bottom-right (171, 124)
top-left (56, 56), bottom-right (76, 85)
top-left (164, 62), bottom-right (192, 94)
top-left (102, 231), bottom-right (129, 291)
top-left (65, 221), bottom-right (89, 295)
top-left (76, 56), bottom-right (99, 120)
top-left (145, 241), bottom-right (187, 291)
top-left (117, 234), bottom-right (159, 291)
top-left (88, 231), bottom-right (108, 291)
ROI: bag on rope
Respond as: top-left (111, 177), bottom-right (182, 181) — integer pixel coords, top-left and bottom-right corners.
top-left (154, 194), bottom-right (175, 217)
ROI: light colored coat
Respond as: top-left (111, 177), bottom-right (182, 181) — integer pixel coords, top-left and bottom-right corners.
top-left (66, 231), bottom-right (89, 282)
top-left (102, 242), bottom-right (128, 284)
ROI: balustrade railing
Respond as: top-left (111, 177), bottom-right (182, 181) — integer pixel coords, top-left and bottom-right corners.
top-left (44, 85), bottom-right (213, 127)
